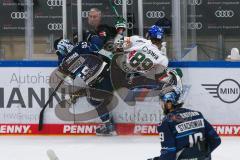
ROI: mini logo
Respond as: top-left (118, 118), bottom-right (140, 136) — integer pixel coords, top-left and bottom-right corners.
top-left (202, 79), bottom-right (240, 103)
top-left (188, 22), bottom-right (203, 30)
top-left (146, 11), bottom-right (165, 19)
top-left (47, 23), bottom-right (63, 31)
top-left (215, 10), bottom-right (234, 18)
top-left (47, 0), bottom-right (62, 7)
top-left (11, 12), bottom-right (27, 19)
top-left (82, 11), bottom-right (90, 18)
top-left (188, 0), bottom-right (202, 5)
top-left (114, 0), bottom-right (133, 5)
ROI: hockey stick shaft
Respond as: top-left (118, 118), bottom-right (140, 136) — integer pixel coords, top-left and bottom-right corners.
top-left (109, 0), bottom-right (120, 17)
top-left (38, 79), bottom-right (64, 131)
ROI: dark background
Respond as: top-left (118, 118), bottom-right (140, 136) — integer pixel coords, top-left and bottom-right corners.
top-left (0, 0), bottom-right (239, 36)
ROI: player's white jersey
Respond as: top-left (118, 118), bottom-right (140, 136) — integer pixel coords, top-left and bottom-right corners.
top-left (122, 35), bottom-right (168, 74)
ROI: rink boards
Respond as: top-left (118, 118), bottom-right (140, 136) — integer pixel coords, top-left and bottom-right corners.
top-left (0, 61), bottom-right (240, 136)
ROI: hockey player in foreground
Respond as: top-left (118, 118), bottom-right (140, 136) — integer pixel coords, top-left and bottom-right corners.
top-left (148, 91), bottom-right (221, 160)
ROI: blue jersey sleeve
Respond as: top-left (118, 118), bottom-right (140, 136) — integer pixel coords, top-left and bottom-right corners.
top-left (157, 120), bottom-right (176, 160)
top-left (57, 35), bottom-right (104, 66)
top-left (204, 119), bottom-right (221, 153)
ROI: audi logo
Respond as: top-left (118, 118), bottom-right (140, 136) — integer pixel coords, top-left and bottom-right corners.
top-left (146, 11), bottom-right (165, 19)
top-left (47, 0), bottom-right (62, 7)
top-left (127, 22), bottom-right (133, 29)
top-left (11, 12), bottom-right (27, 19)
top-left (114, 0), bottom-right (133, 5)
top-left (188, 0), bottom-right (202, 5)
top-left (82, 11), bottom-right (90, 18)
top-left (47, 23), bottom-right (63, 31)
top-left (188, 22), bottom-right (203, 30)
top-left (215, 10), bottom-right (234, 18)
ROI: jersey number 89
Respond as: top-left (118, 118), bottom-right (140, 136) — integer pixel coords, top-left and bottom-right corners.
top-left (130, 52), bottom-right (154, 71)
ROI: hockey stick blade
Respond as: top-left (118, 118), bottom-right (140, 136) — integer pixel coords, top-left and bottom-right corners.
top-left (38, 106), bottom-right (48, 131)
top-left (47, 149), bottom-right (59, 160)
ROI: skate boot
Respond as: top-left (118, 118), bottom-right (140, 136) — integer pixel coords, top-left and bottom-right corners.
top-left (96, 118), bottom-right (117, 136)
top-left (159, 68), bottom-right (183, 86)
top-left (158, 68), bottom-right (183, 100)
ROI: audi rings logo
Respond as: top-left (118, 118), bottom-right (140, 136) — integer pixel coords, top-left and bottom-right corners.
top-left (188, 0), bottom-right (202, 5)
top-left (11, 12), bottom-right (27, 19)
top-left (48, 23), bottom-right (63, 31)
top-left (47, 0), bottom-right (62, 7)
top-left (127, 22), bottom-right (133, 29)
top-left (146, 11), bottom-right (165, 19)
top-left (114, 0), bottom-right (133, 5)
top-left (215, 10), bottom-right (234, 18)
top-left (82, 11), bottom-right (90, 18)
top-left (188, 22), bottom-right (203, 30)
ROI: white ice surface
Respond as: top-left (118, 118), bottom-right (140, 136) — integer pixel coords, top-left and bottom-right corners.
top-left (0, 136), bottom-right (238, 160)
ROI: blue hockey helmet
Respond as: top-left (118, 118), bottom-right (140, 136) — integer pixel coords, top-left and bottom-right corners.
top-left (147, 25), bottom-right (164, 40)
top-left (160, 91), bottom-right (181, 115)
top-left (160, 91), bottom-right (179, 105)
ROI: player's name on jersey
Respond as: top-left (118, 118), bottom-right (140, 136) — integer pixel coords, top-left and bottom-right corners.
top-left (142, 46), bottom-right (159, 60)
top-left (176, 119), bottom-right (205, 133)
top-left (178, 111), bottom-right (200, 119)
top-left (65, 52), bottom-right (79, 64)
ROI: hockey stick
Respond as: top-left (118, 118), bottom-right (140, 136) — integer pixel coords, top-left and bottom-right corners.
top-left (38, 53), bottom-right (107, 131)
top-left (109, 0), bottom-right (120, 17)
top-left (38, 79), bottom-right (64, 131)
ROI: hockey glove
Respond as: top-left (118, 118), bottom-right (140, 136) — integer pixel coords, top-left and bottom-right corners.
top-left (57, 39), bottom-right (74, 56)
top-left (115, 17), bottom-right (126, 32)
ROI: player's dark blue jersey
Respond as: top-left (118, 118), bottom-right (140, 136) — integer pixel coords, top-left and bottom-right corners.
top-left (58, 35), bottom-right (111, 83)
top-left (157, 107), bottom-right (221, 160)
top-left (57, 35), bottom-right (104, 65)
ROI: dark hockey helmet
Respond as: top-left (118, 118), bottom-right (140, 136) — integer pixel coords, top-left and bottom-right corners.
top-left (161, 91), bottom-right (178, 104)
top-left (160, 91), bottom-right (181, 115)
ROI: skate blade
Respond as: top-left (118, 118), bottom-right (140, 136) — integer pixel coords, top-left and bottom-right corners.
top-left (96, 131), bottom-right (117, 136)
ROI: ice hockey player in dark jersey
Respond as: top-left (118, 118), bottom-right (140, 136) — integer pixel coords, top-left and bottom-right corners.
top-left (148, 91), bottom-right (221, 160)
top-left (55, 30), bottom-right (118, 136)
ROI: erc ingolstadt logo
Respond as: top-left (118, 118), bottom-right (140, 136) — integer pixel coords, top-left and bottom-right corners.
top-left (202, 79), bottom-right (240, 103)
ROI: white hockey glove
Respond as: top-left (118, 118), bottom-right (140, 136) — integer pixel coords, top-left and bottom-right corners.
top-left (114, 17), bottom-right (126, 52)
top-left (57, 39), bottom-right (74, 56)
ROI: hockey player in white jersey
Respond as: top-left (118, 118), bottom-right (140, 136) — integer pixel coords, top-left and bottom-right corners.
top-left (112, 23), bottom-right (183, 102)
top-left (115, 25), bottom-right (168, 74)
